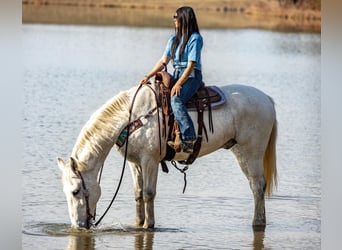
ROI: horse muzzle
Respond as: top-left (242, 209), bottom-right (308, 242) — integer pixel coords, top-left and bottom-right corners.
top-left (74, 218), bottom-right (93, 230)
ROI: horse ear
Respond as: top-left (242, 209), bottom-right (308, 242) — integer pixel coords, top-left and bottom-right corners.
top-left (57, 157), bottom-right (66, 171)
top-left (69, 157), bottom-right (78, 173)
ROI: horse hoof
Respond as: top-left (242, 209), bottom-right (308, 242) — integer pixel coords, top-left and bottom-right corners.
top-left (252, 217), bottom-right (266, 231)
top-left (252, 224), bottom-right (266, 232)
top-left (143, 223), bottom-right (155, 229)
top-left (135, 219), bottom-right (145, 228)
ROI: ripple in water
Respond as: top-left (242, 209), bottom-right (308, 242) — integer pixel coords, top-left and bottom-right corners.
top-left (23, 223), bottom-right (183, 237)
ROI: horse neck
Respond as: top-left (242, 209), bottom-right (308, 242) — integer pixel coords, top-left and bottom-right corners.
top-left (71, 90), bottom-right (133, 172)
top-left (71, 85), bottom-right (158, 172)
top-left (72, 142), bottom-right (112, 174)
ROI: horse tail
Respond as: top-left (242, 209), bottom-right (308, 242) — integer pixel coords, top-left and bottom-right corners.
top-left (264, 115), bottom-right (278, 198)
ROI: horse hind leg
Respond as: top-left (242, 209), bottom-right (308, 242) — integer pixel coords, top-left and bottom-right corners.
top-left (231, 147), bottom-right (267, 230)
top-left (249, 162), bottom-right (267, 231)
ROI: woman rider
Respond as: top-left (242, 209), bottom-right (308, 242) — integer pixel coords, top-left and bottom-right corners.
top-left (140, 6), bottom-right (203, 153)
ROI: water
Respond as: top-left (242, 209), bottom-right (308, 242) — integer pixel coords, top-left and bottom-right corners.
top-left (22, 24), bottom-right (320, 249)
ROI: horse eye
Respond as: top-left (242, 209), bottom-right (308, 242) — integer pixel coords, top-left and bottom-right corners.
top-left (72, 189), bottom-right (80, 196)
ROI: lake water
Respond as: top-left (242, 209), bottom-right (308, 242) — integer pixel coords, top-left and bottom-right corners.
top-left (22, 24), bottom-right (321, 249)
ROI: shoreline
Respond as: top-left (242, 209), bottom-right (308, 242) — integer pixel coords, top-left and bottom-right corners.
top-left (22, 0), bottom-right (321, 32)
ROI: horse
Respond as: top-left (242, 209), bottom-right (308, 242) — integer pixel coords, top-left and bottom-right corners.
top-left (57, 83), bottom-right (277, 230)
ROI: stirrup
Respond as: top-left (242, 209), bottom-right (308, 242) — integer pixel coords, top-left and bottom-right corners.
top-left (168, 140), bottom-right (194, 154)
top-left (182, 140), bottom-right (195, 154)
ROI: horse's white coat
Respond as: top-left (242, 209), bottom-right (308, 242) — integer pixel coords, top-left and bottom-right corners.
top-left (58, 84), bottom-right (277, 229)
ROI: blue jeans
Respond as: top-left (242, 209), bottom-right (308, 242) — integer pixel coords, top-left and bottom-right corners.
top-left (171, 68), bottom-right (202, 141)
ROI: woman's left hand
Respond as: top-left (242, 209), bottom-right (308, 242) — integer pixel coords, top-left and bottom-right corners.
top-left (171, 84), bottom-right (182, 96)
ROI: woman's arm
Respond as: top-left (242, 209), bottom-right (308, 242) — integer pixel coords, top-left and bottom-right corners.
top-left (171, 61), bottom-right (196, 96)
top-left (140, 55), bottom-right (170, 84)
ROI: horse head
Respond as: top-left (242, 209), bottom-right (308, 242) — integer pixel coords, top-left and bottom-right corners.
top-left (57, 157), bottom-right (101, 229)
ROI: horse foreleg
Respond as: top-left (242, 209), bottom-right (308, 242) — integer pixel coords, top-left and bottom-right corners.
top-left (142, 160), bottom-right (159, 229)
top-left (129, 162), bottom-right (145, 227)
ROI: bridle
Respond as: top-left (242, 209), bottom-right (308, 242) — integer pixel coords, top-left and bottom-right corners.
top-left (75, 169), bottom-right (93, 229)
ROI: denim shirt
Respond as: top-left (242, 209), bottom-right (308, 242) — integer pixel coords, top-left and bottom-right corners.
top-left (164, 32), bottom-right (203, 71)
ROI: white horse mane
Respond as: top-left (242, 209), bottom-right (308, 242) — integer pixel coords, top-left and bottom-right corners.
top-left (72, 90), bottom-right (131, 170)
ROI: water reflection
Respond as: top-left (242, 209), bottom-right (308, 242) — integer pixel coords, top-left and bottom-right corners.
top-left (24, 222), bottom-right (266, 249)
top-left (252, 229), bottom-right (265, 250)
top-left (63, 227), bottom-right (265, 250)
top-left (64, 229), bottom-right (155, 250)
top-left (66, 235), bottom-right (95, 250)
top-left (134, 231), bottom-right (154, 250)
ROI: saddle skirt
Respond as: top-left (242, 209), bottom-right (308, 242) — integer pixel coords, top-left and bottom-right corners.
top-left (155, 70), bottom-right (226, 114)
top-left (186, 85), bottom-right (226, 111)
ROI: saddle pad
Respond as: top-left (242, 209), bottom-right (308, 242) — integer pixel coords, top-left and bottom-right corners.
top-left (186, 85), bottom-right (226, 111)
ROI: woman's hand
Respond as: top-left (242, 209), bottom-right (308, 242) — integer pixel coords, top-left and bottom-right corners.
top-left (171, 61), bottom-right (195, 95)
top-left (171, 83), bottom-right (182, 96)
top-left (140, 56), bottom-right (170, 85)
top-left (139, 75), bottom-right (150, 85)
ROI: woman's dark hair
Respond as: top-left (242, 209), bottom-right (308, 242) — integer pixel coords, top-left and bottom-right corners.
top-left (171, 6), bottom-right (200, 61)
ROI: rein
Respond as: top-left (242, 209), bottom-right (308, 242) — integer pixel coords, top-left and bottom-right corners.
top-left (92, 82), bottom-right (161, 227)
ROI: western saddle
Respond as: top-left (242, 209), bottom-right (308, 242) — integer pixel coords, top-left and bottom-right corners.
top-left (154, 70), bottom-right (226, 171)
